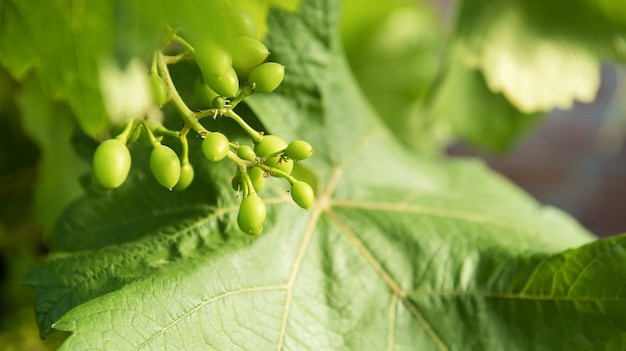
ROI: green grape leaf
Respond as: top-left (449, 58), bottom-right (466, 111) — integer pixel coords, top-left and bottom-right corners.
top-left (455, 0), bottom-right (626, 113)
top-left (0, 0), bottom-right (113, 138)
top-left (428, 44), bottom-right (543, 152)
top-left (25, 1), bottom-right (626, 350)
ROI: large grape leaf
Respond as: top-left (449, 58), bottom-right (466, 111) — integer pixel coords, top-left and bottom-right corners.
top-left (25, 1), bottom-right (626, 350)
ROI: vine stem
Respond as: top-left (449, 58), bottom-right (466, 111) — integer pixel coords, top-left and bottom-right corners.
top-left (228, 83), bottom-right (254, 109)
top-left (142, 120), bottom-right (162, 148)
top-left (179, 127), bottom-right (191, 164)
top-left (225, 109), bottom-right (263, 143)
top-left (156, 52), bottom-right (209, 135)
top-left (114, 118), bottom-right (139, 144)
top-left (171, 34), bottom-right (196, 55)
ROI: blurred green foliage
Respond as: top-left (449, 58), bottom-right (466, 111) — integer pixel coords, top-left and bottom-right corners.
top-left (0, 67), bottom-right (66, 350)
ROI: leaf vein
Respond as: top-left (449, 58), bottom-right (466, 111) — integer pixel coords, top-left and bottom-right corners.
top-left (326, 209), bottom-right (448, 351)
top-left (134, 285), bottom-right (287, 350)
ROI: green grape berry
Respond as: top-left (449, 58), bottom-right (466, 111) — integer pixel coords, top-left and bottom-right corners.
top-left (202, 66), bottom-right (239, 98)
top-left (291, 181), bottom-right (315, 209)
top-left (286, 140), bottom-right (313, 161)
top-left (249, 226), bottom-right (263, 236)
top-left (248, 166), bottom-right (266, 193)
top-left (237, 193), bottom-right (266, 235)
top-left (230, 37), bottom-right (269, 69)
top-left (150, 144), bottom-right (181, 190)
top-left (92, 139), bottom-right (131, 189)
top-left (195, 39), bottom-right (232, 77)
top-left (229, 6), bottom-right (258, 39)
top-left (264, 156), bottom-right (293, 177)
top-left (254, 135), bottom-right (287, 158)
top-left (237, 145), bottom-right (256, 161)
top-left (202, 132), bottom-right (230, 162)
top-left (195, 39), bottom-right (239, 97)
top-left (173, 162), bottom-right (194, 191)
top-left (248, 62), bottom-right (285, 93)
top-left (212, 96), bottom-right (226, 109)
top-left (231, 174), bottom-right (243, 191)
top-left (194, 77), bottom-right (220, 108)
top-left (149, 74), bottom-right (168, 107)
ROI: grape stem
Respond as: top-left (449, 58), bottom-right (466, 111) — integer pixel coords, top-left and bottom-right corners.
top-left (242, 172), bottom-right (256, 196)
top-left (115, 118), bottom-right (140, 144)
top-left (163, 53), bottom-right (193, 65)
top-left (224, 109), bottom-right (263, 143)
top-left (228, 83), bottom-right (254, 109)
top-left (153, 125), bottom-right (180, 139)
top-left (226, 149), bottom-right (297, 183)
top-left (142, 120), bottom-right (162, 148)
top-left (179, 127), bottom-right (191, 164)
top-left (156, 52), bottom-right (209, 135)
top-left (171, 34), bottom-right (195, 55)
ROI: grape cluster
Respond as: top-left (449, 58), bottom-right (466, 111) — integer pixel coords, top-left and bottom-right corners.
top-left (91, 5), bottom-right (314, 235)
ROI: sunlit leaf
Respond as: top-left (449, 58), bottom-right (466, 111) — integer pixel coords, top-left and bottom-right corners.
top-left (455, 0), bottom-right (626, 113)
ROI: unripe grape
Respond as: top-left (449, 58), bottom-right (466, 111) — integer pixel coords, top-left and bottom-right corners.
top-left (92, 139), bottom-right (131, 189)
top-left (212, 96), bottom-right (226, 109)
top-left (291, 181), bottom-right (314, 209)
top-left (195, 39), bottom-right (232, 77)
top-left (230, 6), bottom-right (258, 39)
top-left (248, 62), bottom-right (285, 93)
top-left (249, 226), bottom-right (263, 236)
top-left (230, 37), bottom-right (269, 69)
top-left (195, 39), bottom-right (239, 97)
top-left (264, 156), bottom-right (293, 177)
top-left (150, 144), bottom-right (181, 190)
top-left (231, 174), bottom-right (243, 191)
top-left (149, 74), bottom-right (168, 107)
top-left (237, 193), bottom-right (266, 235)
top-left (194, 77), bottom-right (219, 108)
top-left (237, 145), bottom-right (256, 161)
top-left (254, 135), bottom-right (287, 158)
top-left (202, 132), bottom-right (230, 162)
top-left (248, 167), bottom-right (266, 193)
top-left (173, 162), bottom-right (194, 191)
top-left (286, 140), bottom-right (313, 161)
top-left (203, 66), bottom-right (239, 98)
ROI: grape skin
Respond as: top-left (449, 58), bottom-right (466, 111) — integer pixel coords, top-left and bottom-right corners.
top-left (254, 135), bottom-right (287, 158)
top-left (173, 162), bottom-right (194, 191)
top-left (150, 144), bottom-right (181, 191)
top-left (291, 181), bottom-right (314, 209)
top-left (286, 140), bottom-right (313, 161)
top-left (248, 62), bottom-right (285, 93)
top-left (237, 193), bottom-right (266, 234)
top-left (92, 139), bottom-right (131, 189)
top-left (202, 132), bottom-right (230, 162)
